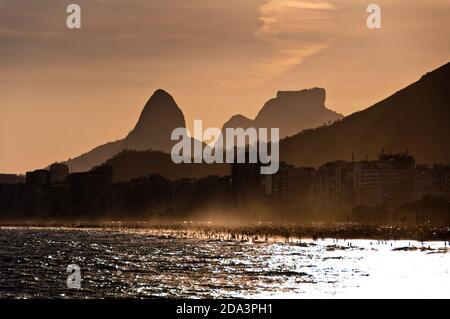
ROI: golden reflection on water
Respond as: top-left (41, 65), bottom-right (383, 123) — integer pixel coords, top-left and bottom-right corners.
top-left (0, 227), bottom-right (448, 298)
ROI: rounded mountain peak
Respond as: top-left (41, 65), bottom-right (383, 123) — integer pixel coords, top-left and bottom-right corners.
top-left (122, 89), bottom-right (186, 152)
top-left (151, 88), bottom-right (174, 99)
top-left (138, 89), bottom-right (184, 122)
top-left (143, 89), bottom-right (178, 110)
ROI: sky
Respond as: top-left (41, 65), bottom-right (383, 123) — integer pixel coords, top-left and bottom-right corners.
top-left (0, 0), bottom-right (449, 173)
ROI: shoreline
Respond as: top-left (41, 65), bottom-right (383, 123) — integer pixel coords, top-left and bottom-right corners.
top-left (1, 221), bottom-right (449, 242)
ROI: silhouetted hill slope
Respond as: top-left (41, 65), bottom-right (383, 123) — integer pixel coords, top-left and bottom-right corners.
top-left (103, 150), bottom-right (229, 182)
top-left (256, 88), bottom-right (343, 137)
top-left (222, 88), bottom-right (343, 140)
top-left (222, 114), bottom-right (254, 131)
top-left (122, 89), bottom-right (186, 152)
top-left (280, 62), bottom-right (450, 166)
top-left (67, 140), bottom-right (122, 172)
top-left (64, 89), bottom-right (188, 172)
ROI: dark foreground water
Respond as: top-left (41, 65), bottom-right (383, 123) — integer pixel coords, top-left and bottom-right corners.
top-left (0, 227), bottom-right (448, 298)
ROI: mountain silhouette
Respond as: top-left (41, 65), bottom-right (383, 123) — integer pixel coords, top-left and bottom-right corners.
top-left (222, 114), bottom-right (254, 132)
top-left (66, 140), bottom-right (123, 172)
top-left (222, 88), bottom-right (343, 140)
top-left (63, 62), bottom-right (450, 177)
top-left (101, 150), bottom-right (229, 182)
top-left (65, 89), bottom-right (187, 172)
top-left (280, 62), bottom-right (450, 166)
top-left (122, 89), bottom-right (186, 152)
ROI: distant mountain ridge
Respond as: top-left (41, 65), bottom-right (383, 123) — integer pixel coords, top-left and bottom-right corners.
top-left (222, 88), bottom-right (343, 139)
top-left (103, 150), bottom-right (229, 182)
top-left (280, 62), bottom-right (450, 166)
top-left (64, 87), bottom-right (341, 173)
top-left (63, 61), bottom-right (450, 180)
top-left (65, 89), bottom-right (188, 172)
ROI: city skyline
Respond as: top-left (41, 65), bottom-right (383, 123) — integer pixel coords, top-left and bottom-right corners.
top-left (4, 149), bottom-right (448, 225)
top-left (1, 0), bottom-right (450, 173)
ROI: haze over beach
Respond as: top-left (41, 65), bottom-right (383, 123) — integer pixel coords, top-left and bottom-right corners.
top-left (1, 0), bottom-right (450, 173)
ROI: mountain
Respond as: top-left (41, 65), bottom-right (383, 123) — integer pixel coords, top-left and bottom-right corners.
top-left (122, 89), bottom-right (186, 152)
top-left (66, 140), bottom-right (123, 173)
top-left (64, 62), bottom-right (450, 176)
top-left (222, 88), bottom-right (343, 140)
top-left (222, 114), bottom-right (254, 132)
top-left (65, 89), bottom-right (187, 172)
top-left (102, 150), bottom-right (229, 182)
top-left (280, 62), bottom-right (450, 167)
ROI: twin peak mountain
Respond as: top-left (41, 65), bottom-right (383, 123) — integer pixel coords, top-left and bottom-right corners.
top-left (66, 88), bottom-right (342, 172)
top-left (64, 61), bottom-right (450, 176)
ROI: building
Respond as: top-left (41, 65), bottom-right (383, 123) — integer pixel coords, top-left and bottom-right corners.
top-left (25, 169), bottom-right (50, 216)
top-left (287, 167), bottom-right (315, 210)
top-left (49, 163), bottom-right (69, 184)
top-left (354, 160), bottom-right (381, 206)
top-left (67, 165), bottom-right (113, 217)
top-left (432, 165), bottom-right (450, 201)
top-left (0, 183), bottom-right (25, 218)
top-left (378, 152), bottom-right (415, 207)
top-left (2, 151), bottom-right (449, 221)
top-left (231, 162), bottom-right (265, 209)
top-left (353, 152), bottom-right (415, 208)
top-left (309, 161), bottom-right (355, 210)
top-left (171, 178), bottom-right (198, 215)
top-left (0, 174), bottom-right (25, 184)
top-left (26, 169), bottom-right (49, 186)
top-left (414, 165), bottom-right (434, 201)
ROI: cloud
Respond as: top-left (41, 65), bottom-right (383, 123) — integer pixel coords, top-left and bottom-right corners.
top-left (254, 44), bottom-right (326, 79)
top-left (253, 0), bottom-right (335, 79)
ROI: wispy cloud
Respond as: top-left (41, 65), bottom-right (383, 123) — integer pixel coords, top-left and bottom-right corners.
top-left (254, 0), bottom-right (335, 79)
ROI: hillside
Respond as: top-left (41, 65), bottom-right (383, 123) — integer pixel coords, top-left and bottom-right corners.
top-left (280, 62), bottom-right (450, 166)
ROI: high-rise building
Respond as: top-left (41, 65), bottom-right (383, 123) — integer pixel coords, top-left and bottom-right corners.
top-left (231, 162), bottom-right (265, 209)
top-left (26, 169), bottom-right (49, 186)
top-left (378, 153), bottom-right (415, 207)
top-left (414, 165), bottom-right (434, 201)
top-left (353, 152), bottom-right (415, 208)
top-left (310, 161), bottom-right (355, 210)
top-left (49, 163), bottom-right (69, 184)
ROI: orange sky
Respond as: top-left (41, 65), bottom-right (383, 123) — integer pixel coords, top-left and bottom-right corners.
top-left (1, 0), bottom-right (449, 173)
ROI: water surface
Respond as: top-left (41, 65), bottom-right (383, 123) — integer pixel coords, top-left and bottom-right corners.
top-left (0, 227), bottom-right (448, 298)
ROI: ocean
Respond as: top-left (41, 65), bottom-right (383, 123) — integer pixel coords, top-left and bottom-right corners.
top-left (0, 227), bottom-right (448, 298)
